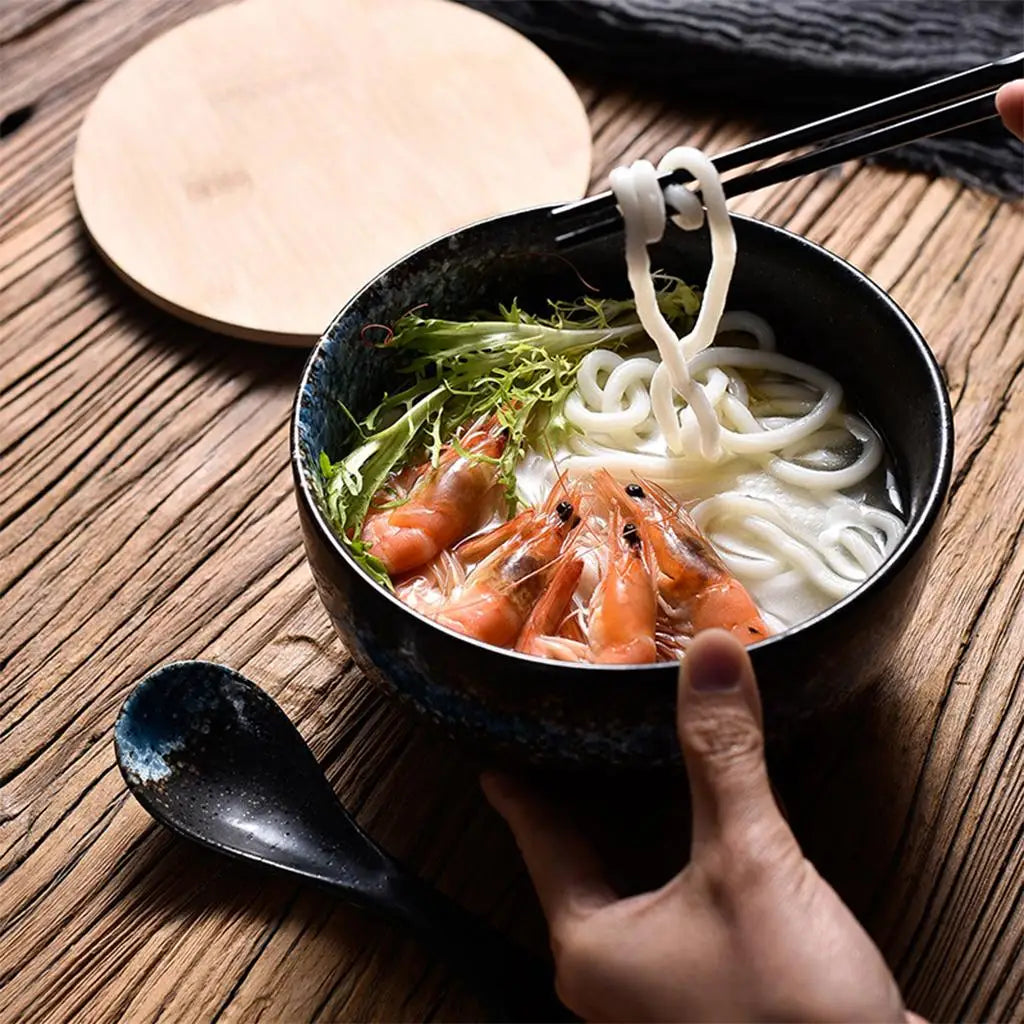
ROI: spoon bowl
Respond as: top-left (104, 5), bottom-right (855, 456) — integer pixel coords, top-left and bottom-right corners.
top-left (115, 660), bottom-right (389, 894)
top-left (114, 660), bottom-right (570, 1022)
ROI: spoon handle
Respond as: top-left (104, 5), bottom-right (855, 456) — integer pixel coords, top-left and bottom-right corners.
top-left (385, 871), bottom-right (576, 1023)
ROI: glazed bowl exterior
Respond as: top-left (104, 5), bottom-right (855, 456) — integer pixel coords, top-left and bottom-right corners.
top-left (291, 207), bottom-right (953, 769)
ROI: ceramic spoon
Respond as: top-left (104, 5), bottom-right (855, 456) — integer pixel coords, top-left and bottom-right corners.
top-left (113, 661), bottom-right (571, 1023)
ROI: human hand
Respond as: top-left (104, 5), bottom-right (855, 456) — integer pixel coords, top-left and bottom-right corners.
top-left (996, 81), bottom-right (1024, 140)
top-left (483, 630), bottom-right (915, 1023)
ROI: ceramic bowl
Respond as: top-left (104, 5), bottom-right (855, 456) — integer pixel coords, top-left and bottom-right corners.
top-left (291, 207), bottom-right (953, 769)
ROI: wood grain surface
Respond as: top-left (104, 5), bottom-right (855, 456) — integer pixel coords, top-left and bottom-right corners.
top-left (2, 2), bottom-right (1022, 1022)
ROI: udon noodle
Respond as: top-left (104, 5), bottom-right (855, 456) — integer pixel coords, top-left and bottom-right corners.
top-left (515, 148), bottom-right (904, 633)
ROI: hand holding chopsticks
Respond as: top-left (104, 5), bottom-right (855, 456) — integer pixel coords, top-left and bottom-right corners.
top-left (553, 51), bottom-right (1024, 248)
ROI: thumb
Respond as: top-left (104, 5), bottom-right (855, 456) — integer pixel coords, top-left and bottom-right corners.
top-left (677, 629), bottom-right (789, 855)
top-left (996, 81), bottom-right (1024, 140)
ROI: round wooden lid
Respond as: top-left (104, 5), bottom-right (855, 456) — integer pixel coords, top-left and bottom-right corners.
top-left (73, 0), bottom-right (591, 345)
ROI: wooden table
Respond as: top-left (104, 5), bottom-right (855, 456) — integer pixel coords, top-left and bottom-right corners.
top-left (2, 2), bottom-right (1022, 1021)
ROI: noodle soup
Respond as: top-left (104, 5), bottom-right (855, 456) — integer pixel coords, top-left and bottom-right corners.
top-left (317, 148), bottom-right (906, 663)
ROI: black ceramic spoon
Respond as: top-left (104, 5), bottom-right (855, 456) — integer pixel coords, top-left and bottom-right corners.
top-left (113, 660), bottom-right (571, 1023)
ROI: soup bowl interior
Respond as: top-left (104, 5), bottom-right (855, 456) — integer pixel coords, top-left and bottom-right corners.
top-left (292, 207), bottom-right (952, 769)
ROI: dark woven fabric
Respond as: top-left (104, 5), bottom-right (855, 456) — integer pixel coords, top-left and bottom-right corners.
top-left (463, 0), bottom-right (1024, 198)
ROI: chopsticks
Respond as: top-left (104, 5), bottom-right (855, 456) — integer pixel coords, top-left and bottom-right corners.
top-left (552, 51), bottom-right (1024, 248)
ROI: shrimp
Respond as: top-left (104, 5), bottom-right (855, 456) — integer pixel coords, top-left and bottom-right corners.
top-left (360, 415), bottom-right (507, 576)
top-left (456, 459), bottom-right (589, 567)
top-left (594, 471), bottom-right (770, 646)
top-left (587, 509), bottom-right (659, 664)
top-left (515, 553), bottom-right (587, 661)
top-left (516, 505), bottom-right (658, 664)
top-left (436, 484), bottom-right (581, 648)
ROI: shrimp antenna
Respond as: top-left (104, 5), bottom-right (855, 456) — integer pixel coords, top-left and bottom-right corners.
top-left (542, 433), bottom-right (574, 502)
top-left (497, 250), bottom-right (599, 294)
top-left (643, 476), bottom-right (702, 529)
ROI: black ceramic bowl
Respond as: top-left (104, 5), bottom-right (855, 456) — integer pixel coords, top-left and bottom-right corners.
top-left (291, 207), bottom-right (953, 770)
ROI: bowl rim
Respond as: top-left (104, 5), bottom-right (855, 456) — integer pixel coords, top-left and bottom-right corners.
top-left (290, 204), bottom-right (954, 675)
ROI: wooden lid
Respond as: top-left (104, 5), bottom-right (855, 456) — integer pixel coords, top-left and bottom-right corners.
top-left (73, 0), bottom-right (591, 345)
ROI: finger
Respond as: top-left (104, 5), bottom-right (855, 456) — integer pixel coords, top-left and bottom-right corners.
top-left (676, 629), bottom-right (790, 854)
top-left (481, 772), bottom-right (616, 929)
top-left (996, 81), bottom-right (1024, 141)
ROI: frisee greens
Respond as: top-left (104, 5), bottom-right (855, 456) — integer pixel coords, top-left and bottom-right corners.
top-left (318, 276), bottom-right (700, 587)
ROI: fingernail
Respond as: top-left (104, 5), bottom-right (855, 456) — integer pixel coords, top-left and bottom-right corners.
top-left (689, 642), bottom-right (741, 692)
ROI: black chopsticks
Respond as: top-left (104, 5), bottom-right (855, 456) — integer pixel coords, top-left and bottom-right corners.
top-left (552, 51), bottom-right (1024, 249)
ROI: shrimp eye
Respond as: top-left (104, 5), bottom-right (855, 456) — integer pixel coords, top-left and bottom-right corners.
top-left (556, 500), bottom-right (574, 522)
top-left (622, 522), bottom-right (641, 547)
top-left (625, 483), bottom-right (645, 498)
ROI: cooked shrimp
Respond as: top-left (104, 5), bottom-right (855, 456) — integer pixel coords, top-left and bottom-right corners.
top-left (515, 553), bottom-right (587, 661)
top-left (689, 580), bottom-right (771, 643)
top-left (360, 415), bottom-right (507, 576)
top-left (457, 460), bottom-right (589, 567)
top-left (587, 509), bottom-right (659, 664)
top-left (516, 504), bottom-right (657, 664)
top-left (594, 471), bottom-right (770, 646)
top-left (436, 485), bottom-right (581, 648)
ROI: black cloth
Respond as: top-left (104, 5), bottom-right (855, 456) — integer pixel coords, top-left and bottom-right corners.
top-left (463, 0), bottom-right (1024, 198)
